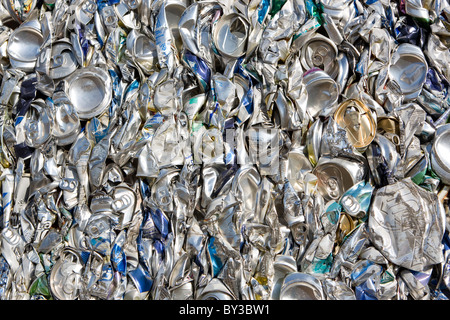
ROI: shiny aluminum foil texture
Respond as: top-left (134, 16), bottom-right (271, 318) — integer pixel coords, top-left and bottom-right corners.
top-left (0, 0), bottom-right (449, 301)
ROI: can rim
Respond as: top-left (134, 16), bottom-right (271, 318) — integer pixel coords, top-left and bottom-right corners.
top-left (212, 13), bottom-right (249, 58)
top-left (64, 66), bottom-right (112, 120)
top-left (7, 26), bottom-right (43, 63)
top-left (280, 272), bottom-right (324, 300)
top-left (334, 99), bottom-right (376, 149)
top-left (300, 34), bottom-right (339, 79)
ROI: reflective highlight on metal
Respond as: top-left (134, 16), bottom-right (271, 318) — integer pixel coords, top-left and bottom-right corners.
top-left (7, 17), bottom-right (43, 71)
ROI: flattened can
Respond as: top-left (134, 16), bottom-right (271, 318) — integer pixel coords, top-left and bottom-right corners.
top-left (5, 0), bottom-right (37, 23)
top-left (368, 178), bottom-right (445, 271)
top-left (303, 68), bottom-right (339, 118)
top-left (334, 99), bottom-right (376, 150)
top-left (49, 248), bottom-right (84, 300)
top-left (212, 13), bottom-right (249, 59)
top-left (48, 40), bottom-right (79, 80)
top-left (279, 272), bottom-right (324, 300)
top-left (63, 66), bottom-right (112, 120)
top-left (313, 156), bottom-right (367, 201)
top-left (388, 43), bottom-right (428, 100)
top-left (300, 34), bottom-right (339, 79)
top-left (431, 128), bottom-right (450, 185)
top-left (7, 21), bottom-right (43, 72)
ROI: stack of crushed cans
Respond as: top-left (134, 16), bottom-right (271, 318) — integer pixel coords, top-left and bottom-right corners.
top-left (0, 0), bottom-right (449, 301)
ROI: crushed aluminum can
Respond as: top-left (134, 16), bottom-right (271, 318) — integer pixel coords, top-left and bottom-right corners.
top-left (4, 0), bottom-right (37, 23)
top-left (431, 127), bottom-right (450, 185)
top-left (306, 118), bottom-right (324, 167)
top-left (212, 13), bottom-right (250, 59)
top-left (47, 40), bottom-right (79, 80)
top-left (270, 255), bottom-right (297, 300)
top-left (339, 181), bottom-right (374, 219)
top-left (300, 34), bottom-right (339, 80)
top-left (366, 133), bottom-right (402, 187)
top-left (49, 89), bottom-right (81, 146)
top-left (6, 16), bottom-right (43, 72)
top-left (49, 248), bottom-right (84, 300)
top-left (313, 156), bottom-right (367, 201)
top-left (388, 43), bottom-right (428, 101)
top-left (114, 2), bottom-right (140, 30)
top-left (1, 0), bottom-right (450, 303)
top-left (126, 29), bottom-right (158, 75)
top-left (154, 0), bottom-right (186, 72)
top-left (368, 178), bottom-right (446, 271)
top-left (323, 278), bottom-right (356, 300)
top-left (196, 278), bottom-right (235, 300)
top-left (63, 66), bottom-right (112, 120)
top-left (23, 99), bottom-right (51, 148)
top-left (279, 272), bottom-right (324, 300)
top-left (303, 68), bottom-right (339, 118)
top-left (333, 99), bottom-right (377, 151)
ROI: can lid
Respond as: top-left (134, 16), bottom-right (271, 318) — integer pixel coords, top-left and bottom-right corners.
top-left (334, 99), bottom-right (376, 149)
top-left (49, 248), bottom-right (83, 300)
top-left (279, 272), bottom-right (324, 300)
top-left (7, 26), bottom-right (43, 68)
top-left (388, 43), bottom-right (428, 100)
top-left (213, 13), bottom-right (249, 58)
top-left (431, 128), bottom-right (450, 184)
top-left (313, 157), bottom-right (365, 201)
top-left (48, 41), bottom-right (79, 79)
top-left (64, 66), bottom-right (112, 120)
top-left (303, 68), bottom-right (339, 118)
top-left (300, 35), bottom-right (339, 79)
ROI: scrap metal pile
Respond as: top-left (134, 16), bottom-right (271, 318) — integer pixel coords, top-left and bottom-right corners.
top-left (0, 0), bottom-right (449, 300)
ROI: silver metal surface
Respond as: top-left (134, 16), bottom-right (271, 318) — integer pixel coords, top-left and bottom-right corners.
top-left (213, 13), bottom-right (249, 58)
top-left (303, 68), bottom-right (339, 118)
top-left (388, 43), bottom-right (428, 100)
top-left (313, 156), bottom-right (366, 201)
top-left (64, 66), bottom-right (112, 119)
top-left (368, 178), bottom-right (445, 271)
top-left (279, 272), bottom-right (324, 300)
top-left (431, 128), bottom-right (450, 184)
